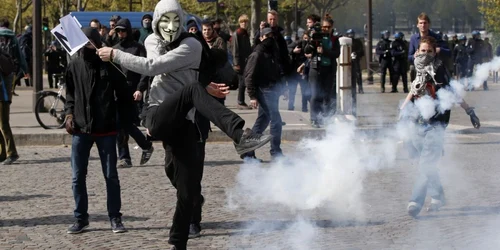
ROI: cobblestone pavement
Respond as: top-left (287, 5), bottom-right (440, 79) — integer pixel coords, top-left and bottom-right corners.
top-left (1, 130), bottom-right (500, 249)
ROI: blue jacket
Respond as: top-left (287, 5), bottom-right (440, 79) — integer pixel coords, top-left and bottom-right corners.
top-left (408, 30), bottom-right (450, 64)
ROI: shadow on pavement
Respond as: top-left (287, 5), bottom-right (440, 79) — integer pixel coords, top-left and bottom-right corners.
top-left (0, 194), bottom-right (51, 202)
top-left (418, 205), bottom-right (500, 220)
top-left (0, 214), bottom-right (150, 227)
top-left (201, 219), bottom-right (384, 232)
top-left (451, 126), bottom-right (500, 135)
top-left (17, 156), bottom-right (99, 165)
top-left (205, 160), bottom-right (244, 166)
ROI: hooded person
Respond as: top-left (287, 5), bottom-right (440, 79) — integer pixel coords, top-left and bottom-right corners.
top-left (64, 27), bottom-right (129, 234)
top-left (96, 0), bottom-right (272, 249)
top-left (139, 14), bottom-right (153, 45)
top-left (112, 18), bottom-right (154, 168)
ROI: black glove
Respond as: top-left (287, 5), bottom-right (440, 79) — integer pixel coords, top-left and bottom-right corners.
top-left (466, 107), bottom-right (480, 129)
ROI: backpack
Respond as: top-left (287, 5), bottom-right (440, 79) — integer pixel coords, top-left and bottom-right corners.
top-left (0, 36), bottom-right (17, 76)
top-left (167, 32), bottom-right (217, 86)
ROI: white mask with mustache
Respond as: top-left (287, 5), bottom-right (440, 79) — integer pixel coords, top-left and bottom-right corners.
top-left (158, 12), bottom-right (180, 42)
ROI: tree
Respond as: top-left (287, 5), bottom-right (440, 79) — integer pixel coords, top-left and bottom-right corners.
top-left (13, 0), bottom-right (32, 33)
top-left (307, 0), bottom-right (350, 18)
top-left (250, 0), bottom-right (261, 44)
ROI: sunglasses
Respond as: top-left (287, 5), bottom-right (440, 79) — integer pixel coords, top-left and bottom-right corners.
top-left (115, 28), bottom-right (126, 33)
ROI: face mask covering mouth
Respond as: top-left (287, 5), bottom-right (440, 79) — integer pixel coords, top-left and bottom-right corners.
top-left (143, 20), bottom-right (151, 29)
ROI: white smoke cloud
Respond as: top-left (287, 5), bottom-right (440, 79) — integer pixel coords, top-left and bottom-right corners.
top-left (226, 56), bottom-right (500, 249)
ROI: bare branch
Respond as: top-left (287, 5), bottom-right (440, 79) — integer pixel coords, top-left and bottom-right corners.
top-left (22, 0), bottom-right (33, 12)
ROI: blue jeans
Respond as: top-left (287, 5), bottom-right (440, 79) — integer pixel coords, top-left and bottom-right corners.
top-left (71, 133), bottom-right (122, 220)
top-left (409, 125), bottom-right (445, 206)
top-left (246, 85), bottom-right (282, 156)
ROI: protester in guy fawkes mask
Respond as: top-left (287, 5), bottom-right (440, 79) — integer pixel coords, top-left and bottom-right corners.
top-left (96, 0), bottom-right (271, 249)
top-left (112, 18), bottom-right (154, 168)
top-left (139, 14), bottom-right (153, 45)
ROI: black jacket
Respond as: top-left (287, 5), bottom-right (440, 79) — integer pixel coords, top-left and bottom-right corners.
top-left (244, 38), bottom-right (281, 99)
top-left (352, 38), bottom-right (365, 62)
top-left (376, 38), bottom-right (392, 62)
top-left (64, 52), bottom-right (129, 134)
top-left (411, 61), bottom-right (451, 126)
top-left (254, 26), bottom-right (292, 75)
top-left (113, 18), bottom-right (149, 93)
top-left (231, 28), bottom-right (252, 73)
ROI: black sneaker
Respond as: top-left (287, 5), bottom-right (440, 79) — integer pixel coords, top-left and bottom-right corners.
top-left (140, 146), bottom-right (154, 165)
top-left (67, 220), bottom-right (89, 234)
top-left (240, 155), bottom-right (264, 163)
top-left (188, 223), bottom-right (201, 238)
top-left (110, 217), bottom-right (126, 233)
top-left (117, 159), bottom-right (132, 168)
top-left (2, 155), bottom-right (19, 165)
top-left (234, 128), bottom-right (272, 155)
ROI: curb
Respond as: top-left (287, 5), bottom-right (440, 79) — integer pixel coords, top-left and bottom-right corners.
top-left (12, 126), bottom-right (396, 146)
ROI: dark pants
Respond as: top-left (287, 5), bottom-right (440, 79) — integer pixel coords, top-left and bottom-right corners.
top-left (245, 85), bottom-right (282, 156)
top-left (237, 74), bottom-right (246, 105)
top-left (145, 82), bottom-right (245, 249)
top-left (164, 126), bottom-right (206, 226)
top-left (0, 74), bottom-right (17, 159)
top-left (71, 134), bottom-right (122, 221)
top-left (117, 123), bottom-right (152, 163)
top-left (309, 65), bottom-right (336, 123)
top-left (47, 67), bottom-right (62, 88)
top-left (287, 73), bottom-right (310, 111)
top-left (455, 63), bottom-right (468, 79)
top-left (380, 59), bottom-right (393, 91)
top-left (352, 59), bottom-right (362, 92)
top-left (392, 60), bottom-right (408, 92)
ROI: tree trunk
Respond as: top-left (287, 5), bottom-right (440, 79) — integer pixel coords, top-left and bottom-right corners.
top-left (13, 0), bottom-right (22, 33)
top-left (250, 0), bottom-right (261, 46)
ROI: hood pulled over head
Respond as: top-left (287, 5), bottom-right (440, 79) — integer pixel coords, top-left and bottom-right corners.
top-left (152, 0), bottom-right (185, 44)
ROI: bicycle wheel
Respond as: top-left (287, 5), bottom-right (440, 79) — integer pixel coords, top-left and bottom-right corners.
top-left (35, 92), bottom-right (67, 129)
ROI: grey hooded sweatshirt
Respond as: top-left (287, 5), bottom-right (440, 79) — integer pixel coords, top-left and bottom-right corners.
top-left (112, 0), bottom-right (202, 113)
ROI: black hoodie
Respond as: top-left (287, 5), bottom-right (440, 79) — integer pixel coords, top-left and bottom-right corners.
top-left (65, 28), bottom-right (129, 135)
top-left (112, 18), bottom-right (149, 94)
top-left (244, 37), bottom-right (281, 99)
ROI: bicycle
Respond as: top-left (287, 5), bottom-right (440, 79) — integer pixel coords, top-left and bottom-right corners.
top-left (34, 73), bottom-right (67, 129)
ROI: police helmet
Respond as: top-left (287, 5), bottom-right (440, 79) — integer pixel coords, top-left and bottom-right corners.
top-left (394, 32), bottom-right (404, 39)
top-left (346, 29), bottom-right (355, 37)
top-left (458, 34), bottom-right (467, 41)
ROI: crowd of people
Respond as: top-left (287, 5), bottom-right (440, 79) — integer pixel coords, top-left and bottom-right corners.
top-left (0, 1), bottom-right (495, 249)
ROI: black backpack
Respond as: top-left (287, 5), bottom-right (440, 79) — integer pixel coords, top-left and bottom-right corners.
top-left (167, 32), bottom-right (217, 86)
top-left (0, 35), bottom-right (17, 76)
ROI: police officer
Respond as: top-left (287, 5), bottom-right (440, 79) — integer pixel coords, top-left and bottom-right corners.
top-left (376, 30), bottom-right (393, 93)
top-left (346, 29), bottom-right (364, 94)
top-left (466, 30), bottom-right (488, 90)
top-left (390, 32), bottom-right (408, 93)
top-left (453, 34), bottom-right (468, 80)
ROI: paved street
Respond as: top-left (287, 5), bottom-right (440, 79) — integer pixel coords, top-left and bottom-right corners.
top-left (1, 75), bottom-right (500, 249)
top-left (1, 127), bottom-right (500, 249)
